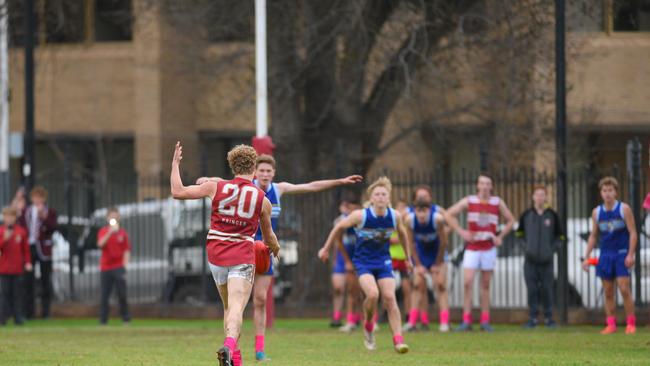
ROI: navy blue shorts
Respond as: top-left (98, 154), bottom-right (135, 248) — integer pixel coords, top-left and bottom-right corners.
top-left (333, 245), bottom-right (355, 274)
top-left (596, 252), bottom-right (630, 280)
top-left (353, 259), bottom-right (394, 280)
top-left (416, 242), bottom-right (440, 269)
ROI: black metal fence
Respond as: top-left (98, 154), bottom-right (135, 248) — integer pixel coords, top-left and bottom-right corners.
top-left (18, 163), bottom-right (650, 314)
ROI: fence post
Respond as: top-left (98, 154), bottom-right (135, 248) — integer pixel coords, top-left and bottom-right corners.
top-left (554, 0), bottom-right (569, 325)
top-left (626, 138), bottom-right (642, 305)
top-left (64, 142), bottom-right (75, 301)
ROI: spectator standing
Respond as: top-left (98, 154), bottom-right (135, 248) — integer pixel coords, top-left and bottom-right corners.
top-left (19, 186), bottom-right (57, 319)
top-left (0, 207), bottom-right (32, 325)
top-left (97, 207), bottom-right (131, 324)
top-left (516, 186), bottom-right (563, 328)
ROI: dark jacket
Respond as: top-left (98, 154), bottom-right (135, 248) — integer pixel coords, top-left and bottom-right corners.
top-left (516, 207), bottom-right (564, 264)
top-left (18, 205), bottom-right (58, 261)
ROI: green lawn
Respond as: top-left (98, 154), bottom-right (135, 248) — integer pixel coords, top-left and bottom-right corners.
top-left (0, 318), bottom-right (648, 365)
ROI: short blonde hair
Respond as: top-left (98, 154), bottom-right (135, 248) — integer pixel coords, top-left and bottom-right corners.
top-left (227, 145), bottom-right (258, 176)
top-left (256, 154), bottom-right (276, 169)
top-left (2, 206), bottom-right (17, 217)
top-left (367, 176), bottom-right (392, 197)
top-left (598, 176), bottom-right (619, 192)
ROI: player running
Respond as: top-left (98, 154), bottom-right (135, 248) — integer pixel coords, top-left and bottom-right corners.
top-left (445, 174), bottom-right (515, 332)
top-left (582, 177), bottom-right (637, 334)
top-left (330, 199), bottom-right (364, 331)
top-left (403, 196), bottom-right (451, 333)
top-left (171, 142), bottom-right (280, 366)
top-left (319, 177), bottom-right (411, 353)
top-left (199, 154), bottom-right (362, 361)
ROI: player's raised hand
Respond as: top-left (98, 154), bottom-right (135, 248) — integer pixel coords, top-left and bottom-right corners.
top-left (172, 141), bottom-right (183, 166)
top-left (317, 247), bottom-right (329, 262)
top-left (339, 175), bottom-right (363, 185)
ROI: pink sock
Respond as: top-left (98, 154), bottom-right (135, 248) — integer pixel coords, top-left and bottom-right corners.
top-left (346, 312), bottom-right (356, 324)
top-left (606, 316), bottom-right (616, 328)
top-left (627, 315), bottom-right (636, 327)
top-left (440, 310), bottom-right (450, 325)
top-left (224, 337), bottom-right (237, 351)
top-left (420, 310), bottom-right (430, 325)
top-left (333, 311), bottom-right (342, 321)
top-left (392, 335), bottom-right (404, 345)
top-left (408, 309), bottom-right (419, 326)
top-left (463, 312), bottom-right (472, 324)
top-left (232, 349), bottom-right (242, 366)
top-left (364, 320), bottom-right (374, 333)
top-left (255, 335), bottom-right (264, 353)
top-left (354, 313), bottom-right (362, 324)
top-left (480, 311), bottom-right (490, 324)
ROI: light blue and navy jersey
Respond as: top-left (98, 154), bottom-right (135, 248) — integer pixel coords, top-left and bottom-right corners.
top-left (411, 205), bottom-right (440, 249)
top-left (253, 180), bottom-right (281, 240)
top-left (352, 206), bottom-right (397, 267)
top-left (597, 201), bottom-right (629, 254)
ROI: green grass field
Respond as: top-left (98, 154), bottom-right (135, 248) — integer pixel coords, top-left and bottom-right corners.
top-left (0, 318), bottom-right (648, 365)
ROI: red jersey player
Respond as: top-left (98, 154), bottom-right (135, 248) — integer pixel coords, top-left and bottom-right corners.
top-left (445, 174), bottom-right (514, 332)
top-left (171, 142), bottom-right (280, 366)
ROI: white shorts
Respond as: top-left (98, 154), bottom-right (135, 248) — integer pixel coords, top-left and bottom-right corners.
top-left (462, 247), bottom-right (497, 271)
top-left (209, 263), bottom-right (255, 286)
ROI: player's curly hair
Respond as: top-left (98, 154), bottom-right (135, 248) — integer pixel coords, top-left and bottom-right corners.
top-left (367, 176), bottom-right (392, 196)
top-left (227, 145), bottom-right (258, 176)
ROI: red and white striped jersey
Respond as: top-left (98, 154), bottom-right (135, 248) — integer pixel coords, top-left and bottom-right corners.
top-left (207, 177), bottom-right (266, 266)
top-left (466, 195), bottom-right (501, 251)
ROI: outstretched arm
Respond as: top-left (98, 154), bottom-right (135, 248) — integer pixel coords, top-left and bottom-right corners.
top-left (277, 175), bottom-right (363, 196)
top-left (170, 142), bottom-right (218, 200)
top-left (260, 198), bottom-right (280, 258)
top-left (318, 210), bottom-right (362, 262)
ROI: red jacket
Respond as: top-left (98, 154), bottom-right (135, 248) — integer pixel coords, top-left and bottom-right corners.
top-left (0, 225), bottom-right (32, 275)
top-left (98, 226), bottom-right (131, 272)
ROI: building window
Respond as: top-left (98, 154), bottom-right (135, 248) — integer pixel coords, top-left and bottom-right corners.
top-left (200, 134), bottom-right (253, 178)
top-left (94, 0), bottom-right (133, 41)
top-left (7, 0), bottom-right (132, 47)
top-left (607, 0), bottom-right (650, 32)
